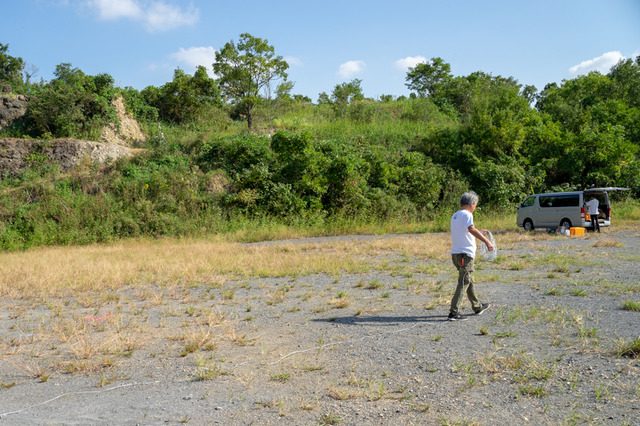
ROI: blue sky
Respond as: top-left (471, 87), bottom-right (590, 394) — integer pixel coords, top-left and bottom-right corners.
top-left (3, 0), bottom-right (639, 101)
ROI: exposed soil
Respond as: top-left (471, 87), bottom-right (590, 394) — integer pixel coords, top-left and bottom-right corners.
top-left (0, 95), bottom-right (143, 177)
top-left (1, 229), bottom-right (639, 425)
top-left (0, 137), bottom-right (134, 177)
top-left (100, 97), bottom-right (146, 147)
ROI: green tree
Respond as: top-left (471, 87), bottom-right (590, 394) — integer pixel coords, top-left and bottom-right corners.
top-left (25, 63), bottom-right (116, 139)
top-left (213, 33), bottom-right (289, 130)
top-left (143, 66), bottom-right (220, 123)
top-left (463, 73), bottom-right (532, 156)
top-left (0, 43), bottom-right (25, 89)
top-left (293, 94), bottom-right (312, 103)
top-left (275, 81), bottom-right (295, 102)
top-left (317, 92), bottom-right (331, 104)
top-left (328, 79), bottom-right (364, 116)
top-left (405, 57), bottom-right (452, 97)
top-left (608, 56), bottom-right (640, 145)
top-left (608, 56), bottom-right (640, 107)
top-left (532, 63), bottom-right (640, 192)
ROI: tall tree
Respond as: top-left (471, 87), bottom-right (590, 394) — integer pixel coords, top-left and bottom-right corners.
top-left (0, 42), bottom-right (25, 88)
top-left (143, 66), bottom-right (220, 123)
top-left (329, 79), bottom-right (364, 116)
top-left (608, 56), bottom-right (640, 108)
top-left (405, 57), bottom-right (452, 97)
top-left (213, 33), bottom-right (289, 130)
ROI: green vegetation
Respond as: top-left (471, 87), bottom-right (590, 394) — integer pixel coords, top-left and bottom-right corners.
top-left (24, 63), bottom-right (118, 140)
top-left (214, 33), bottom-right (288, 130)
top-left (621, 300), bottom-right (640, 312)
top-left (615, 337), bottom-right (640, 358)
top-left (1, 38), bottom-right (639, 251)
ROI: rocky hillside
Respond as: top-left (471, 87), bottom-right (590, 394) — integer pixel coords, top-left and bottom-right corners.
top-left (0, 137), bottom-right (134, 177)
top-left (0, 94), bottom-right (28, 130)
top-left (0, 95), bottom-right (143, 176)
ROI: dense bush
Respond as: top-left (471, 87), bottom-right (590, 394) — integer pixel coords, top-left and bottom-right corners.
top-left (141, 67), bottom-right (220, 124)
top-left (0, 142), bottom-right (227, 250)
top-left (196, 131), bottom-right (458, 219)
top-left (23, 63), bottom-right (117, 139)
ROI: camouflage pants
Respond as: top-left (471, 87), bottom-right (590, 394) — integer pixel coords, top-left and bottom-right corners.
top-left (450, 253), bottom-right (482, 315)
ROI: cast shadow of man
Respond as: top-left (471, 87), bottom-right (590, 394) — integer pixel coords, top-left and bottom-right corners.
top-left (312, 314), bottom-right (448, 326)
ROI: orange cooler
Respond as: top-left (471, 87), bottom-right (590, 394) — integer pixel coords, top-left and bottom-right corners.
top-left (570, 227), bottom-right (585, 236)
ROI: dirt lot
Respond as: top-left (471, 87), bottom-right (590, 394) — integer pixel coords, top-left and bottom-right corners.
top-left (1, 228), bottom-right (639, 425)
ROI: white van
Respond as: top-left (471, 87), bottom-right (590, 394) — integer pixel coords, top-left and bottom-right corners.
top-left (516, 188), bottom-right (627, 231)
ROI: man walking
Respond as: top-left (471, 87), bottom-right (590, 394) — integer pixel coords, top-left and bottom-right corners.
top-left (449, 191), bottom-right (494, 321)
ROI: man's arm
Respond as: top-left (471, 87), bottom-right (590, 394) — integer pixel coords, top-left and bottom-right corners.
top-left (468, 225), bottom-right (494, 251)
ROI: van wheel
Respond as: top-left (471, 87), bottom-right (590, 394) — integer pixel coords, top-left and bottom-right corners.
top-left (523, 219), bottom-right (534, 231)
top-left (560, 219), bottom-right (572, 229)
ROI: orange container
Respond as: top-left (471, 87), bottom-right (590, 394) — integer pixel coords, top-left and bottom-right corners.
top-left (570, 227), bottom-right (585, 236)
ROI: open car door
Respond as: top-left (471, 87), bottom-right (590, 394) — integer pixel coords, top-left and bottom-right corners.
top-left (584, 187), bottom-right (630, 192)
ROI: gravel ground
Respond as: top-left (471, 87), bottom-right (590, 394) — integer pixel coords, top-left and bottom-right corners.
top-left (1, 229), bottom-right (639, 425)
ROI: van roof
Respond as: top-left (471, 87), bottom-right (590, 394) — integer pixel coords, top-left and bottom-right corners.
top-left (529, 187), bottom-right (630, 197)
top-left (532, 192), bottom-right (582, 197)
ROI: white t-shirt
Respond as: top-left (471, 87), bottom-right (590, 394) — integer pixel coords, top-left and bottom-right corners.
top-left (585, 198), bottom-right (599, 215)
top-left (451, 209), bottom-right (476, 258)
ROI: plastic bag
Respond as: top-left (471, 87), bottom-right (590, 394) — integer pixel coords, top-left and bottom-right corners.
top-left (480, 231), bottom-right (498, 261)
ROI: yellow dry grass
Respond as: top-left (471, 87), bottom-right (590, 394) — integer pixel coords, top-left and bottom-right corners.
top-left (0, 233), bottom-right (451, 299)
top-left (592, 238), bottom-right (623, 248)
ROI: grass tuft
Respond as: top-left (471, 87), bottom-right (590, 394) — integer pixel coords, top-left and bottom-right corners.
top-left (621, 300), bottom-right (640, 312)
top-left (615, 337), bottom-right (640, 358)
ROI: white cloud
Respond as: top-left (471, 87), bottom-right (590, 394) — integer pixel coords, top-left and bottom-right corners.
top-left (91, 0), bottom-right (142, 19)
top-left (144, 2), bottom-right (198, 32)
top-left (169, 46), bottom-right (217, 75)
top-left (88, 0), bottom-right (198, 32)
top-left (337, 60), bottom-right (366, 79)
top-left (569, 51), bottom-right (625, 75)
top-left (394, 56), bottom-right (427, 71)
top-left (284, 56), bottom-right (303, 67)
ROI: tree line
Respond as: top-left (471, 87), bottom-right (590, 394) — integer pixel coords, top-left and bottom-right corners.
top-left (1, 35), bottom-right (639, 225)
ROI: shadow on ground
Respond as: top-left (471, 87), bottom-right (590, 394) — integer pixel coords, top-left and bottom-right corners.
top-left (312, 314), bottom-right (449, 325)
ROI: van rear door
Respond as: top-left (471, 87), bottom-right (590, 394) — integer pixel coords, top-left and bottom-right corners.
top-left (583, 187), bottom-right (629, 227)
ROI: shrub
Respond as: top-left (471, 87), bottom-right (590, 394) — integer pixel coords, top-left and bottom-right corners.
top-left (24, 64), bottom-right (116, 139)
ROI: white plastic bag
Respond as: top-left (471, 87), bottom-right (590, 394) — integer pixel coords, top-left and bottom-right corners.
top-left (480, 230), bottom-right (498, 261)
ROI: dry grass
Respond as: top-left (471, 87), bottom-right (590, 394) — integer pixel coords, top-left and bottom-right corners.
top-left (496, 230), bottom-right (553, 244)
top-left (0, 234), bottom-right (451, 299)
top-left (328, 385), bottom-right (361, 400)
top-left (592, 238), bottom-right (623, 248)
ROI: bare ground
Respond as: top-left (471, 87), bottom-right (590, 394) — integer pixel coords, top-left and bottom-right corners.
top-left (1, 229), bottom-right (639, 425)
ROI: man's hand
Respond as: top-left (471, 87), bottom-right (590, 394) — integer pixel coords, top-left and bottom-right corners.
top-left (480, 229), bottom-right (494, 251)
top-left (481, 230), bottom-right (495, 251)
top-left (469, 226), bottom-right (494, 251)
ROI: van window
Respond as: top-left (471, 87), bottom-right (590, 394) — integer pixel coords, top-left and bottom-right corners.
top-left (521, 196), bottom-right (535, 207)
top-left (539, 194), bottom-right (579, 208)
top-left (539, 196), bottom-right (554, 207)
top-left (554, 194), bottom-right (579, 207)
